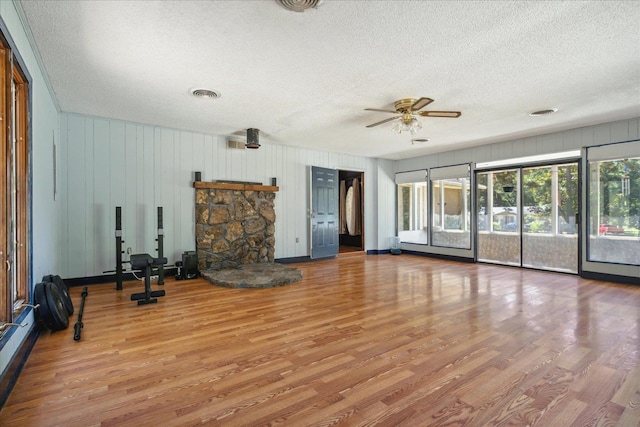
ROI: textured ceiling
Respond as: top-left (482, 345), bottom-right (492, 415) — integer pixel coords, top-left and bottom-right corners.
top-left (18, 0), bottom-right (640, 160)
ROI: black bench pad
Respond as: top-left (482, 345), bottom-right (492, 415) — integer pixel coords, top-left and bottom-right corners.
top-left (130, 254), bottom-right (167, 270)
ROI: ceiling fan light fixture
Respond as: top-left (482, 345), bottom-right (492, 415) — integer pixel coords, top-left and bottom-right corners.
top-left (365, 97), bottom-right (459, 135)
top-left (410, 118), bottom-right (422, 134)
top-left (392, 115), bottom-right (422, 135)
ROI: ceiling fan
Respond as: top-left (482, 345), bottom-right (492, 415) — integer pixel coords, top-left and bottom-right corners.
top-left (365, 98), bottom-right (461, 134)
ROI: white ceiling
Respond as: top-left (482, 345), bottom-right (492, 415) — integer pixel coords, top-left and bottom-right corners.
top-left (17, 0), bottom-right (640, 160)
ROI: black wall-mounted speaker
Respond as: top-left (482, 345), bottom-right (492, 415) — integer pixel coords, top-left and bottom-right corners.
top-left (246, 128), bottom-right (260, 149)
top-left (271, 177), bottom-right (277, 186)
top-left (194, 171), bottom-right (201, 181)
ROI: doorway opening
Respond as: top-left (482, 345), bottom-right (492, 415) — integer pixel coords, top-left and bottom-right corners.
top-left (339, 170), bottom-right (365, 255)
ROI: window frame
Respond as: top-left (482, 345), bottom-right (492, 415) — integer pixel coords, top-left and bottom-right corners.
top-left (586, 141), bottom-right (640, 267)
top-left (396, 170), bottom-right (428, 245)
top-left (430, 164), bottom-right (472, 250)
top-left (0, 28), bottom-right (31, 327)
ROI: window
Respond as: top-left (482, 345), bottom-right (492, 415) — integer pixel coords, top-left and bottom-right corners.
top-left (430, 164), bottom-right (471, 249)
top-left (0, 32), bottom-right (31, 327)
top-left (522, 164), bottom-right (578, 235)
top-left (587, 141), bottom-right (640, 266)
top-left (396, 170), bottom-right (428, 244)
top-left (478, 169), bottom-right (519, 233)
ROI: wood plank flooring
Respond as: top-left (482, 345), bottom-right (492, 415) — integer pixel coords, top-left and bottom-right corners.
top-left (2, 255), bottom-right (639, 426)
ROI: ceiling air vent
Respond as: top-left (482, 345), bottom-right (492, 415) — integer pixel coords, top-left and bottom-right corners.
top-left (191, 88), bottom-right (221, 99)
top-left (275, 0), bottom-right (322, 12)
top-left (227, 139), bottom-right (246, 150)
top-left (529, 109), bottom-right (557, 117)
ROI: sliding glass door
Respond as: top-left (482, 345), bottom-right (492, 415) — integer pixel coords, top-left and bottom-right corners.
top-left (477, 162), bottom-right (579, 273)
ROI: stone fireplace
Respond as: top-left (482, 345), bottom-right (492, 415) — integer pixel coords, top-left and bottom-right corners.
top-left (194, 181), bottom-right (278, 271)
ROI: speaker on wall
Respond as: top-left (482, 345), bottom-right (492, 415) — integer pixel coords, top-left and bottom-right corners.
top-left (246, 128), bottom-right (260, 149)
top-left (271, 177), bottom-right (277, 186)
top-left (194, 171), bottom-right (201, 181)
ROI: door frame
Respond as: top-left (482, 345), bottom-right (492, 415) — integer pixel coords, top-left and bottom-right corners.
top-left (338, 169), bottom-right (365, 252)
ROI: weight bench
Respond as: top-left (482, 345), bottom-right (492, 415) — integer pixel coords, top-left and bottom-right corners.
top-left (129, 254), bottom-right (167, 305)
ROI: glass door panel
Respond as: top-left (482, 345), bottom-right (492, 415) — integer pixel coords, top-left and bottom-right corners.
top-left (522, 163), bottom-right (578, 273)
top-left (477, 169), bottom-right (520, 265)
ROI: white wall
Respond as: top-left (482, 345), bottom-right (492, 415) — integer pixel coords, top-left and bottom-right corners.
top-left (58, 113), bottom-right (393, 279)
top-left (398, 118), bottom-right (639, 171)
top-left (0, 1), bottom-right (60, 378)
top-left (376, 159), bottom-right (396, 249)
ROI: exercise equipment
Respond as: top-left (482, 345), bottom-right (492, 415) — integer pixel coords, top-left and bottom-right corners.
top-left (42, 274), bottom-right (74, 315)
top-left (156, 207), bottom-right (165, 285)
top-left (175, 251), bottom-right (198, 280)
top-left (130, 254), bottom-right (167, 305)
top-left (112, 206), bottom-right (165, 291)
top-left (34, 282), bottom-right (69, 331)
top-left (73, 287), bottom-right (88, 341)
top-left (115, 206), bottom-right (124, 290)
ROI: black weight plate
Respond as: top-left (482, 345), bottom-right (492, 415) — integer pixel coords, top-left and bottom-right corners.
top-left (44, 282), bottom-right (69, 331)
top-left (43, 274), bottom-right (74, 315)
top-left (34, 282), bottom-right (57, 331)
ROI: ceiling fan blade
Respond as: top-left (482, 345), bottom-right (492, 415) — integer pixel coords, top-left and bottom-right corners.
top-left (418, 110), bottom-right (461, 118)
top-left (366, 116), bottom-right (399, 128)
top-left (365, 108), bottom-right (398, 114)
top-left (410, 97), bottom-right (434, 111)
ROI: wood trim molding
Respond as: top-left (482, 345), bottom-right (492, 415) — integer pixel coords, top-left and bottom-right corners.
top-left (193, 182), bottom-right (279, 192)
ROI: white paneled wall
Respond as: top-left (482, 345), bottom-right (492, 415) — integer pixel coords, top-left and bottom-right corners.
top-left (397, 118), bottom-right (640, 172)
top-left (376, 159), bottom-right (396, 249)
top-left (59, 113), bottom-right (390, 279)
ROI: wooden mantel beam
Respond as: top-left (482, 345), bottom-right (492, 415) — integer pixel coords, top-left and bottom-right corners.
top-left (193, 181), bottom-right (279, 192)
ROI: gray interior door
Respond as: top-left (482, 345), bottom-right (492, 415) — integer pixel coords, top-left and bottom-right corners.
top-left (311, 166), bottom-right (339, 259)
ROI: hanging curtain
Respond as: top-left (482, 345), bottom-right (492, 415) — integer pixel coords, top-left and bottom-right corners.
top-left (339, 180), bottom-right (347, 234)
top-left (350, 178), bottom-right (362, 236)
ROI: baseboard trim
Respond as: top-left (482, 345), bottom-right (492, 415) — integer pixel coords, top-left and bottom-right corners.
top-left (276, 256), bottom-right (316, 264)
top-left (367, 249), bottom-right (391, 255)
top-left (581, 270), bottom-right (640, 286)
top-left (400, 250), bottom-right (475, 264)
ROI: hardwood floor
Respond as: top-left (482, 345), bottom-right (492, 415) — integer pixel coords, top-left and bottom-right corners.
top-left (2, 255), bottom-right (639, 426)
top-left (338, 245), bottom-right (364, 256)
